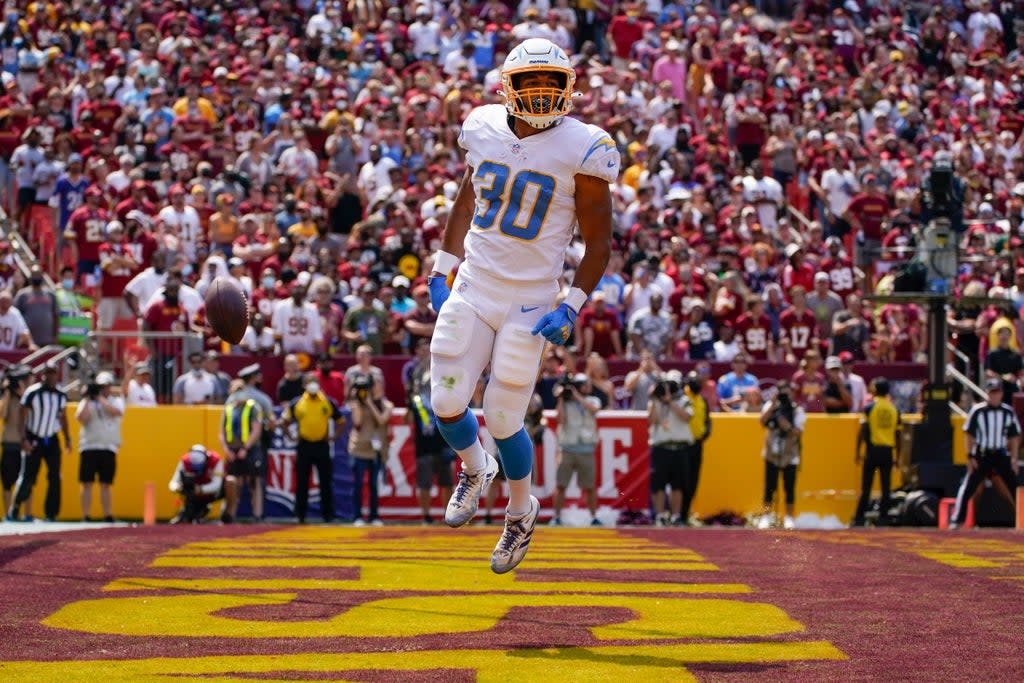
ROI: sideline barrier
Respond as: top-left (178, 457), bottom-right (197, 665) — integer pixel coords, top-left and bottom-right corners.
top-left (50, 407), bottom-right (966, 523)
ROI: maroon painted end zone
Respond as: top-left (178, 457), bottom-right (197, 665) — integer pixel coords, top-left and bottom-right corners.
top-left (0, 526), bottom-right (1021, 681)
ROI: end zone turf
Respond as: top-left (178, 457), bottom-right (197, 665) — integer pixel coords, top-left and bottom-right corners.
top-left (0, 526), bottom-right (1022, 681)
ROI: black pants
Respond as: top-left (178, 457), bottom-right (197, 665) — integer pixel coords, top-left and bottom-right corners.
top-left (681, 441), bottom-right (704, 520)
top-left (352, 456), bottom-right (381, 522)
top-left (764, 461), bottom-right (797, 506)
top-left (854, 446), bottom-right (893, 523)
top-left (953, 450), bottom-right (1017, 524)
top-left (13, 435), bottom-right (61, 519)
top-left (295, 439), bottom-right (333, 522)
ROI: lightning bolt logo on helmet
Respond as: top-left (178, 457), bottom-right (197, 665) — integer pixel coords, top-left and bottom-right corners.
top-left (500, 38), bottom-right (576, 130)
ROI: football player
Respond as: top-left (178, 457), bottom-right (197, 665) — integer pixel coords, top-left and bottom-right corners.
top-left (428, 38), bottom-right (618, 573)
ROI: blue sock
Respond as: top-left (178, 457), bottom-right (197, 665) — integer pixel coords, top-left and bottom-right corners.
top-left (494, 428), bottom-right (533, 481)
top-left (435, 410), bottom-right (479, 450)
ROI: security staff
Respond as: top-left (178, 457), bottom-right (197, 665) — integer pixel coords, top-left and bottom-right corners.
top-left (7, 364), bottom-right (69, 522)
top-left (220, 394), bottom-right (263, 523)
top-left (283, 373), bottom-right (344, 524)
top-left (682, 371), bottom-right (711, 526)
top-left (852, 378), bottom-right (900, 527)
top-left (951, 377), bottom-right (1020, 528)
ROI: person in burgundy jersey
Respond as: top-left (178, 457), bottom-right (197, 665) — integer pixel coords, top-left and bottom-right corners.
top-left (790, 349), bottom-right (827, 413)
top-left (778, 286), bottom-right (819, 365)
top-left (819, 236), bottom-right (859, 304)
top-left (845, 174), bottom-right (892, 271)
top-left (97, 221), bottom-right (141, 331)
top-left (735, 295), bottom-right (776, 362)
top-left (781, 243), bottom-right (815, 295)
top-left (142, 275), bottom-right (193, 397)
top-left (576, 291), bottom-right (623, 359)
top-left (884, 305), bottom-right (921, 363)
top-left (64, 185), bottom-right (109, 283)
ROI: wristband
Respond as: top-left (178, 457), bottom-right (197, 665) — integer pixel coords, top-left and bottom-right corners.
top-left (563, 287), bottom-right (588, 314)
top-left (432, 250), bottom-right (460, 276)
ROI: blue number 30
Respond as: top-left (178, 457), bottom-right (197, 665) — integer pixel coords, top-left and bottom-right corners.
top-left (472, 161), bottom-right (556, 241)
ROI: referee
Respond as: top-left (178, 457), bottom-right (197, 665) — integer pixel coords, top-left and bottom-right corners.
top-left (6, 364), bottom-right (70, 522)
top-left (852, 378), bottom-right (900, 527)
top-left (952, 377), bottom-right (1021, 529)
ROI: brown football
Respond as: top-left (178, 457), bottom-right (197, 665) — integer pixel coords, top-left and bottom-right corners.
top-left (204, 277), bottom-right (249, 345)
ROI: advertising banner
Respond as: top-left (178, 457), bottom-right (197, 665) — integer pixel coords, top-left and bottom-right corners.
top-left (259, 410), bottom-right (652, 521)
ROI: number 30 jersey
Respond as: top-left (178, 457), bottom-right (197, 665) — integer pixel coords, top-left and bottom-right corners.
top-left (459, 104), bottom-right (620, 284)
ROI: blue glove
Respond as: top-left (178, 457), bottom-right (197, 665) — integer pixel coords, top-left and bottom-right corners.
top-left (531, 303), bottom-right (577, 346)
top-left (428, 275), bottom-right (450, 314)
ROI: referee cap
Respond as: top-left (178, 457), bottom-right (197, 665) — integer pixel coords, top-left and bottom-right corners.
top-left (985, 377), bottom-right (1003, 391)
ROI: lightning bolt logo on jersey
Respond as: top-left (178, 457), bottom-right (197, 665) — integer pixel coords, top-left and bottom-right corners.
top-left (459, 104), bottom-right (620, 284)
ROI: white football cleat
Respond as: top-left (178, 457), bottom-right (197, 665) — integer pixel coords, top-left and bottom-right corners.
top-left (445, 452), bottom-right (500, 528)
top-left (491, 495), bottom-right (540, 574)
top-left (756, 515), bottom-right (772, 530)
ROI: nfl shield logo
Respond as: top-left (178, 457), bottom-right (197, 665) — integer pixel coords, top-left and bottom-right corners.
top-left (510, 143), bottom-right (522, 155)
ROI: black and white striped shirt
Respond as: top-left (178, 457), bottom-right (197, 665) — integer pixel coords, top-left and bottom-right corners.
top-left (964, 402), bottom-right (1021, 452)
top-left (21, 383), bottom-right (68, 439)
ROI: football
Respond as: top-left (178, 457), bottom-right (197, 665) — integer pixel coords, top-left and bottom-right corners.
top-left (204, 277), bottom-right (249, 345)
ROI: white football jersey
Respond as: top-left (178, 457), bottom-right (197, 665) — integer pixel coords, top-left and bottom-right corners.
top-left (460, 104), bottom-right (620, 284)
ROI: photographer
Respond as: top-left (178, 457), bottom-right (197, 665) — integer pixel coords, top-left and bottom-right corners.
top-left (347, 373), bottom-right (392, 526)
top-left (551, 373), bottom-right (603, 527)
top-left (758, 381), bottom-right (806, 530)
top-left (648, 370), bottom-right (694, 527)
top-left (75, 372), bottom-right (124, 522)
top-left (168, 444), bottom-right (229, 524)
top-left (0, 367), bottom-right (28, 516)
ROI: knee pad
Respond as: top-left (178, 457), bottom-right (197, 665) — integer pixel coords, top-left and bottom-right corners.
top-left (429, 359), bottom-right (474, 419)
top-left (482, 380), bottom-right (530, 441)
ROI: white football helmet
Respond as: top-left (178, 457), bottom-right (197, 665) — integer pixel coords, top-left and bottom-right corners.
top-left (500, 38), bottom-right (575, 129)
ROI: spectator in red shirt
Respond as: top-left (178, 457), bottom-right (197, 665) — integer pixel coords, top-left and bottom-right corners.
top-left (791, 349), bottom-right (827, 413)
top-left (819, 235), bottom-right (859, 303)
top-left (142, 276), bottom-right (192, 398)
top-left (313, 353), bottom-right (346, 404)
top-left (778, 286), bottom-right (819, 365)
top-left (577, 291), bottom-right (623, 359)
top-left (735, 295), bottom-right (776, 361)
top-left (845, 174), bottom-right (892, 271)
top-left (781, 243), bottom-right (815, 295)
top-left (403, 284), bottom-right (437, 351)
top-left (97, 220), bottom-right (141, 332)
top-left (606, 8), bottom-right (645, 70)
top-left (64, 185), bottom-right (109, 284)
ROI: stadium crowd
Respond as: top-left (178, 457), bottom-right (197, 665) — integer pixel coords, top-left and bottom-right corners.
top-left (1, 0), bottom-right (1023, 413)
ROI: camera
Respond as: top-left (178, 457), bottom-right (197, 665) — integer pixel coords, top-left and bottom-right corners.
top-left (179, 472), bottom-right (197, 495)
top-left (651, 378), bottom-right (681, 401)
top-left (352, 374), bottom-right (374, 402)
top-left (766, 389), bottom-right (794, 432)
top-left (556, 373), bottom-right (588, 399)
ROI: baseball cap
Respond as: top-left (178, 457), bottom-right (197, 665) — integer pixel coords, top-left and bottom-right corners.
top-left (134, 362), bottom-right (151, 374)
top-left (825, 355), bottom-right (842, 370)
top-left (985, 377), bottom-right (1003, 391)
top-left (95, 371), bottom-right (115, 386)
top-left (238, 363), bottom-right (261, 379)
top-left (838, 351), bottom-right (854, 364)
top-left (814, 271), bottom-right (830, 282)
top-left (391, 275), bottom-right (411, 288)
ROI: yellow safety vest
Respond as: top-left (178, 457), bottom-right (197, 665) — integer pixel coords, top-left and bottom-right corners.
top-left (412, 394), bottom-right (431, 430)
top-left (224, 399), bottom-right (258, 445)
top-left (686, 388), bottom-right (710, 442)
top-left (865, 397), bottom-right (900, 448)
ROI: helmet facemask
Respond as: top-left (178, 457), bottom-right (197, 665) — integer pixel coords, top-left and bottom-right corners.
top-left (503, 68), bottom-right (573, 129)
